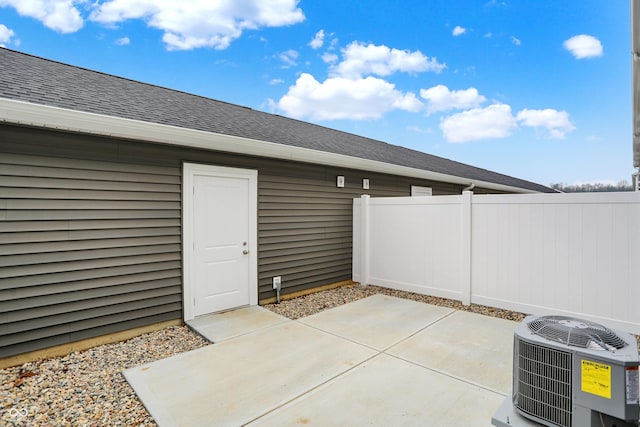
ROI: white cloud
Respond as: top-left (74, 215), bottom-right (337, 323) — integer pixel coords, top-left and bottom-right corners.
top-left (563, 34), bottom-right (603, 59)
top-left (516, 108), bottom-right (575, 138)
top-left (420, 84), bottom-right (486, 115)
top-left (279, 49), bottom-right (298, 67)
top-left (0, 0), bottom-right (84, 33)
top-left (0, 23), bottom-right (14, 46)
top-left (331, 41), bottom-right (445, 78)
top-left (452, 25), bottom-right (466, 36)
top-left (439, 104), bottom-right (575, 142)
top-left (322, 52), bottom-right (338, 63)
top-left (90, 0), bottom-right (305, 50)
top-left (440, 104), bottom-right (517, 143)
top-left (269, 78), bottom-right (284, 85)
top-left (309, 29), bottom-right (324, 49)
top-left (510, 35), bottom-right (521, 46)
top-left (277, 73), bottom-right (423, 121)
top-left (265, 98), bottom-right (278, 112)
top-left (407, 125), bottom-right (433, 134)
top-left (115, 36), bottom-right (130, 45)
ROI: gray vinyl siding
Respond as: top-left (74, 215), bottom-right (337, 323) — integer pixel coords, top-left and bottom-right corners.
top-left (0, 148), bottom-right (182, 357)
top-left (1, 124), bottom-right (485, 357)
top-left (257, 170), bottom-right (412, 299)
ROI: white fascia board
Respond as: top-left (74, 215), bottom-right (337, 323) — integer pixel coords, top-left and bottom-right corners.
top-left (0, 98), bottom-right (537, 193)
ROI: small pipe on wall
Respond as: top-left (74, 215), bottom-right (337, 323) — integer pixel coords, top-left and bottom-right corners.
top-left (462, 183), bottom-right (475, 192)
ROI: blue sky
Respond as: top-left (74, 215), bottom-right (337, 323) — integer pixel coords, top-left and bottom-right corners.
top-left (0, 0), bottom-right (633, 186)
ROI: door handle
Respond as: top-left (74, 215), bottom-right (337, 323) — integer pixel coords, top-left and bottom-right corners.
top-left (243, 250), bottom-right (249, 255)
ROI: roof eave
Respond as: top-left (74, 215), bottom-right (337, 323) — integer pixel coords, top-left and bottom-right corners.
top-left (0, 98), bottom-right (538, 194)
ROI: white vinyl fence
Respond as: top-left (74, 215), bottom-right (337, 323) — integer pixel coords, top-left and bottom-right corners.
top-left (353, 191), bottom-right (640, 334)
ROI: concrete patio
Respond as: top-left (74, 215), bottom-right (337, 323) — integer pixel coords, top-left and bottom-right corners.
top-left (124, 294), bottom-right (519, 426)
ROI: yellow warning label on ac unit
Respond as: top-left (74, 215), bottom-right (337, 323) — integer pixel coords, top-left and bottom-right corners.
top-left (581, 360), bottom-right (611, 399)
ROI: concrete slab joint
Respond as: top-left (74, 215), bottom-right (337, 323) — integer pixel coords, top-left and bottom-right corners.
top-left (125, 294), bottom-right (517, 426)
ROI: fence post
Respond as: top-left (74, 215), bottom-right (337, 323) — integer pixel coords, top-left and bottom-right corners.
top-left (460, 191), bottom-right (472, 305)
top-left (360, 195), bottom-right (370, 285)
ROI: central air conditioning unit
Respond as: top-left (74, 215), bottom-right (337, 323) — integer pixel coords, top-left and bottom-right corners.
top-left (493, 315), bottom-right (640, 427)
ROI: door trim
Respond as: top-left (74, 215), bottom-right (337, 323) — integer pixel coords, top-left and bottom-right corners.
top-left (182, 162), bottom-right (258, 321)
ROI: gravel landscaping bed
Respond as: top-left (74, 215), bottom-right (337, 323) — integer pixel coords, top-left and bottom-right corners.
top-left (1, 326), bottom-right (209, 426)
top-left (263, 283), bottom-right (528, 322)
top-left (2, 283), bottom-right (639, 426)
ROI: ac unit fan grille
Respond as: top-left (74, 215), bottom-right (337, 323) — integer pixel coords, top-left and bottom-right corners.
top-left (515, 340), bottom-right (572, 427)
top-left (527, 316), bottom-right (626, 351)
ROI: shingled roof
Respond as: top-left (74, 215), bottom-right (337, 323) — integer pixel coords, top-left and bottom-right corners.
top-left (0, 48), bottom-right (553, 193)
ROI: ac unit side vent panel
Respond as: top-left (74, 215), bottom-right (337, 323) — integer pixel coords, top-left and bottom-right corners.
top-left (528, 316), bottom-right (627, 352)
top-left (516, 339), bottom-right (572, 427)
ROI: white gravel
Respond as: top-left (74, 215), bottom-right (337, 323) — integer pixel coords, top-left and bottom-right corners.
top-left (2, 283), bottom-right (638, 426)
top-left (1, 326), bottom-right (208, 426)
top-left (263, 283), bottom-right (528, 322)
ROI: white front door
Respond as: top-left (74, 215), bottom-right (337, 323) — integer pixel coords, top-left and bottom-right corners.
top-left (183, 163), bottom-right (258, 320)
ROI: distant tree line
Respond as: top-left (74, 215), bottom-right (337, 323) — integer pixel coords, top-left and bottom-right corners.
top-left (549, 180), bottom-right (634, 193)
